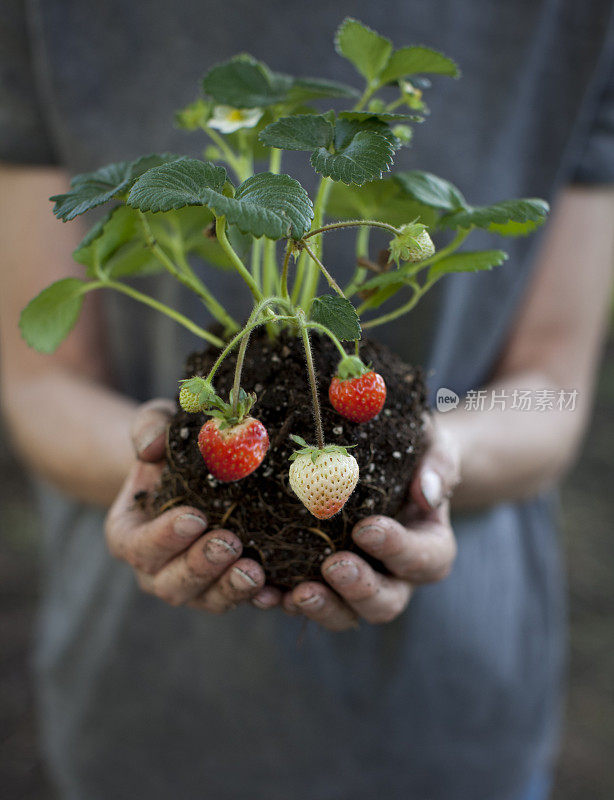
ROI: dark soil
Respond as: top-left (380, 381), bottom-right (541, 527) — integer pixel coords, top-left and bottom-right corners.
top-left (149, 330), bottom-right (427, 588)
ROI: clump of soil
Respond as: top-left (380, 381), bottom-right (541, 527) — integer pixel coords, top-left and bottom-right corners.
top-left (148, 330), bottom-right (427, 589)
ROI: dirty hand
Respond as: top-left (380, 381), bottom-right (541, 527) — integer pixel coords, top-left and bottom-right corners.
top-left (283, 416), bottom-right (460, 630)
top-left (105, 399), bottom-right (281, 612)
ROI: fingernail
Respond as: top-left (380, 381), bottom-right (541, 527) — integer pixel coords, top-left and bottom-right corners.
top-left (421, 469), bottom-right (443, 508)
top-left (325, 559), bottom-right (359, 585)
top-left (298, 593), bottom-right (324, 609)
top-left (230, 566), bottom-right (258, 589)
top-left (205, 537), bottom-right (238, 564)
top-left (174, 513), bottom-right (207, 538)
top-left (134, 422), bottom-right (167, 456)
top-left (354, 524), bottom-right (386, 547)
top-left (252, 588), bottom-right (278, 609)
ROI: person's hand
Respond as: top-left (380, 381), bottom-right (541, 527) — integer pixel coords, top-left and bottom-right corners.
top-left (105, 399), bottom-right (282, 612)
top-left (282, 415), bottom-right (460, 630)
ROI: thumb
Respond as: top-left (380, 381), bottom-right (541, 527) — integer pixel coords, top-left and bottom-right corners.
top-left (410, 414), bottom-right (461, 512)
top-left (130, 398), bottom-right (176, 463)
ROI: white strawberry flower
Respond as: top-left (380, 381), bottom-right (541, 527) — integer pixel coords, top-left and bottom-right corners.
top-left (208, 106), bottom-right (263, 134)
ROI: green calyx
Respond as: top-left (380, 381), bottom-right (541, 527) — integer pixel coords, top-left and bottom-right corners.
top-left (179, 376), bottom-right (217, 411)
top-left (389, 221), bottom-right (435, 266)
top-left (335, 354), bottom-right (370, 380)
top-left (288, 434), bottom-right (354, 464)
top-left (207, 387), bottom-right (256, 429)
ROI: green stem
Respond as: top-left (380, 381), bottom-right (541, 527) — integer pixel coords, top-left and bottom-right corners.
top-left (203, 126), bottom-right (245, 181)
top-left (280, 240), bottom-right (293, 300)
top-left (299, 317), bottom-right (325, 449)
top-left (344, 225), bottom-right (370, 296)
top-left (205, 298), bottom-right (294, 382)
top-left (268, 147), bottom-right (282, 175)
top-left (304, 322), bottom-right (348, 360)
top-left (251, 237), bottom-right (263, 290)
top-left (173, 246), bottom-right (240, 333)
top-left (87, 280), bottom-right (225, 347)
top-left (231, 328), bottom-right (251, 415)
top-left (361, 280), bottom-right (427, 328)
top-left (297, 176), bottom-right (333, 309)
top-left (301, 242), bottom-right (345, 298)
top-left (303, 219), bottom-right (400, 240)
top-left (216, 217), bottom-right (264, 302)
top-left (261, 147), bottom-right (284, 304)
top-left (354, 82), bottom-right (378, 111)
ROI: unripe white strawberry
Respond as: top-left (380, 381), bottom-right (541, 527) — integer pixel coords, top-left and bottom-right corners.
top-left (288, 437), bottom-right (359, 520)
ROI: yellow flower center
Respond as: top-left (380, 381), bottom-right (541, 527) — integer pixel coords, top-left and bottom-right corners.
top-left (228, 109), bottom-right (245, 122)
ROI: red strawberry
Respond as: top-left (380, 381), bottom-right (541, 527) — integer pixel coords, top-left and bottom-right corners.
top-left (198, 416), bottom-right (269, 482)
top-left (329, 370), bottom-right (386, 423)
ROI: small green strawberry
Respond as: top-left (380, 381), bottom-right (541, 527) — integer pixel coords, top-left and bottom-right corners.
top-left (389, 222), bottom-right (435, 265)
top-left (178, 376), bottom-right (216, 413)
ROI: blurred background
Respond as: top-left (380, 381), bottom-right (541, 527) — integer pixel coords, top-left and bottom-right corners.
top-left (1, 331), bottom-right (613, 798)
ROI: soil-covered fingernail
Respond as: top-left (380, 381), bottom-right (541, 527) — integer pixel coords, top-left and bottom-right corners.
top-left (421, 469), bottom-right (443, 508)
top-left (354, 524), bottom-right (386, 547)
top-left (174, 513), bottom-right (207, 538)
top-left (230, 566), bottom-right (258, 590)
top-left (325, 560), bottom-right (359, 585)
top-left (205, 537), bottom-right (238, 564)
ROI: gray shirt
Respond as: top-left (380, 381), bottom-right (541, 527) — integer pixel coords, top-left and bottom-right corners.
top-left (3, 1), bottom-right (614, 798)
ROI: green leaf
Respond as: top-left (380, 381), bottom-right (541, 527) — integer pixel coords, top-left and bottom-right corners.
top-left (202, 54), bottom-right (357, 108)
top-left (338, 111), bottom-right (422, 124)
top-left (380, 46), bottom-right (460, 83)
top-left (50, 154), bottom-right (182, 221)
top-left (73, 206), bottom-right (157, 279)
top-left (210, 173), bottom-right (314, 239)
top-left (327, 178), bottom-right (439, 227)
top-left (286, 77), bottom-right (359, 103)
top-left (426, 250), bottom-right (508, 282)
top-left (19, 278), bottom-right (88, 354)
top-left (259, 114), bottom-right (334, 151)
top-left (441, 199), bottom-right (549, 236)
top-left (130, 162), bottom-right (312, 240)
top-left (311, 295), bottom-right (361, 341)
top-left (311, 130), bottom-right (394, 185)
top-left (127, 159), bottom-right (227, 213)
top-left (394, 170), bottom-right (466, 212)
top-left (335, 18), bottom-right (393, 83)
top-left (203, 55), bottom-right (291, 107)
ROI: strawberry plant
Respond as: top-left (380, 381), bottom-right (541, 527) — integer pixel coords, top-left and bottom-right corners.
top-left (19, 18), bottom-right (549, 586)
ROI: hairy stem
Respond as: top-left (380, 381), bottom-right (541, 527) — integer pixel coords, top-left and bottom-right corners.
top-left (299, 318), bottom-right (325, 449)
top-left (301, 242), bottom-right (345, 298)
top-left (231, 328), bottom-right (251, 415)
top-left (304, 322), bottom-right (348, 360)
top-left (206, 297), bottom-right (294, 382)
top-left (303, 219), bottom-right (400, 240)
